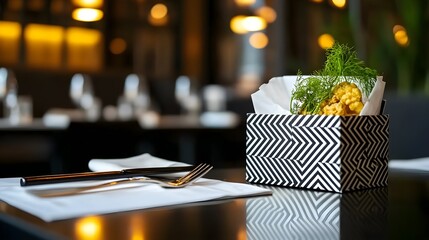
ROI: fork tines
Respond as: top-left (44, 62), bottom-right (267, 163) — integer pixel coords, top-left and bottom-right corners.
top-left (177, 163), bottom-right (213, 184)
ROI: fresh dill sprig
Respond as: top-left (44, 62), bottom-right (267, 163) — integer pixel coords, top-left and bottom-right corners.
top-left (290, 43), bottom-right (377, 115)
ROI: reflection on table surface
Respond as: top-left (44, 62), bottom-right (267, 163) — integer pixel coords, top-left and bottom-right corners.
top-left (1, 168), bottom-right (429, 240)
top-left (246, 185), bottom-right (387, 240)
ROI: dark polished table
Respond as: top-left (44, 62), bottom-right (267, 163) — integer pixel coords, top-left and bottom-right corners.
top-left (1, 167), bottom-right (429, 240)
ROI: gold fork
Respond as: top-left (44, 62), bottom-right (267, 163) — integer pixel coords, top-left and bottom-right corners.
top-left (27, 163), bottom-right (213, 198)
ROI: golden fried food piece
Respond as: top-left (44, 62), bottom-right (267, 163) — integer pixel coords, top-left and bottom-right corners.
top-left (320, 82), bottom-right (364, 116)
top-left (320, 102), bottom-right (347, 115)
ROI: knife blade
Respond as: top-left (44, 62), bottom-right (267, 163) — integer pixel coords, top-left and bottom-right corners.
top-left (20, 166), bottom-right (195, 187)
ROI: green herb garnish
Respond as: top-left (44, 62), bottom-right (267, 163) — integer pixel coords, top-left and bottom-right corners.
top-left (290, 43), bottom-right (377, 115)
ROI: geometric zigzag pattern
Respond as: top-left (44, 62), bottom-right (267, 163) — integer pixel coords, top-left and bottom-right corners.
top-left (246, 185), bottom-right (388, 240)
top-left (339, 115), bottom-right (389, 191)
top-left (246, 185), bottom-right (340, 240)
top-left (246, 113), bottom-right (389, 192)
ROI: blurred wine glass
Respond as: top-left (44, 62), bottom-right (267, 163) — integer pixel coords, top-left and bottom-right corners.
top-left (175, 75), bottom-right (191, 105)
top-left (124, 73), bottom-right (150, 112)
top-left (117, 73), bottom-right (151, 120)
top-left (0, 67), bottom-right (18, 99)
top-left (70, 73), bottom-right (92, 108)
top-left (69, 73), bottom-right (100, 121)
top-left (0, 67), bottom-right (18, 119)
top-left (202, 84), bottom-right (227, 112)
top-left (175, 75), bottom-right (201, 115)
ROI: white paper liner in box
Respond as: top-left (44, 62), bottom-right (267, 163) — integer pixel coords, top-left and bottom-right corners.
top-left (251, 75), bottom-right (385, 115)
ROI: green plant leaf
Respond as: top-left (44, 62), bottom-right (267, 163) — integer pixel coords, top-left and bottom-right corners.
top-left (291, 43), bottom-right (377, 115)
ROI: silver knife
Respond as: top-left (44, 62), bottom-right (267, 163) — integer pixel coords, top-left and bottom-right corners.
top-left (20, 166), bottom-right (195, 186)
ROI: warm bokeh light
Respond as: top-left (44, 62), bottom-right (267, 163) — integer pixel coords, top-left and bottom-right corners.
top-left (230, 16), bottom-right (267, 34)
top-left (25, 24), bottom-right (64, 43)
top-left (0, 21), bottom-right (21, 40)
top-left (66, 27), bottom-right (101, 46)
top-left (249, 32), bottom-right (269, 49)
top-left (72, 8), bottom-right (104, 22)
top-left (311, 0), bottom-right (324, 3)
top-left (237, 226), bottom-right (247, 240)
top-left (130, 215), bottom-right (146, 240)
top-left (0, 21), bottom-right (21, 64)
top-left (148, 3), bottom-right (169, 26)
top-left (72, 0), bottom-right (103, 8)
top-left (243, 16), bottom-right (267, 31)
top-left (393, 25), bottom-right (409, 47)
top-left (331, 0), bottom-right (347, 8)
top-left (318, 33), bottom-right (335, 49)
top-left (151, 3), bottom-right (168, 19)
top-left (230, 16), bottom-right (247, 34)
top-left (392, 24), bottom-right (405, 34)
top-left (234, 0), bottom-right (256, 7)
top-left (256, 6), bottom-right (277, 23)
top-left (24, 24), bottom-right (64, 69)
top-left (110, 38), bottom-right (127, 54)
top-left (66, 27), bottom-right (103, 71)
top-left (22, 24), bottom-right (103, 70)
top-left (75, 216), bottom-right (104, 240)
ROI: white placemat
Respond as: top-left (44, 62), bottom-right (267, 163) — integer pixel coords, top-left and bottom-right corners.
top-left (1, 153), bottom-right (271, 222)
top-left (0, 177), bottom-right (271, 222)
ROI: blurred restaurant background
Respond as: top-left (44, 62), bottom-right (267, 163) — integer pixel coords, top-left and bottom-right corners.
top-left (0, 0), bottom-right (428, 176)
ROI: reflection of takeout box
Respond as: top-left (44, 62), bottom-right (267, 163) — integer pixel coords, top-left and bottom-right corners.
top-left (245, 113), bottom-right (389, 192)
top-left (246, 186), bottom-right (388, 240)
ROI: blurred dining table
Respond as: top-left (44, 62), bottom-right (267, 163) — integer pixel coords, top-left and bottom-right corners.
top-left (0, 114), bottom-right (246, 176)
top-left (0, 118), bottom-right (68, 176)
top-left (1, 167), bottom-right (429, 240)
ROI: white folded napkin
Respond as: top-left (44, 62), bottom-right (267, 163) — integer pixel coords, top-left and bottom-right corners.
top-left (389, 157), bottom-right (429, 172)
top-left (0, 154), bottom-right (271, 222)
top-left (88, 153), bottom-right (190, 172)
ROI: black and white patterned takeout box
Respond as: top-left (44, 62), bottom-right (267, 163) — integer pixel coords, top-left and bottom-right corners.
top-left (245, 76), bottom-right (389, 193)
